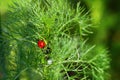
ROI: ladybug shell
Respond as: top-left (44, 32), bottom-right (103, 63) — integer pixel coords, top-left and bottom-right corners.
top-left (37, 40), bottom-right (46, 48)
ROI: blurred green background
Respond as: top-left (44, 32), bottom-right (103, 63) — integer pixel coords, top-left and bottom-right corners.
top-left (0, 0), bottom-right (120, 80)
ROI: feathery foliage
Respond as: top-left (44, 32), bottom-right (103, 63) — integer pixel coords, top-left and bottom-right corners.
top-left (1, 0), bottom-right (110, 80)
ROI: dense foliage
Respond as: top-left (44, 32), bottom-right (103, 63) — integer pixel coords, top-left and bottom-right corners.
top-left (1, 0), bottom-right (110, 80)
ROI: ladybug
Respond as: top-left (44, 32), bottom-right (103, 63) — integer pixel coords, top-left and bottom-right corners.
top-left (37, 40), bottom-right (52, 54)
top-left (37, 40), bottom-right (46, 48)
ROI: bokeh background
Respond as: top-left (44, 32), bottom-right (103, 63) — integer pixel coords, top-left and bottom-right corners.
top-left (0, 0), bottom-right (120, 80)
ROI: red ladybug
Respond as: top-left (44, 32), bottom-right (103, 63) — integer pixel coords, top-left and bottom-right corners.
top-left (37, 40), bottom-right (46, 48)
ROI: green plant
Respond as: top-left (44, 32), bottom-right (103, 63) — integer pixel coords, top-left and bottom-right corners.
top-left (1, 0), bottom-right (110, 80)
